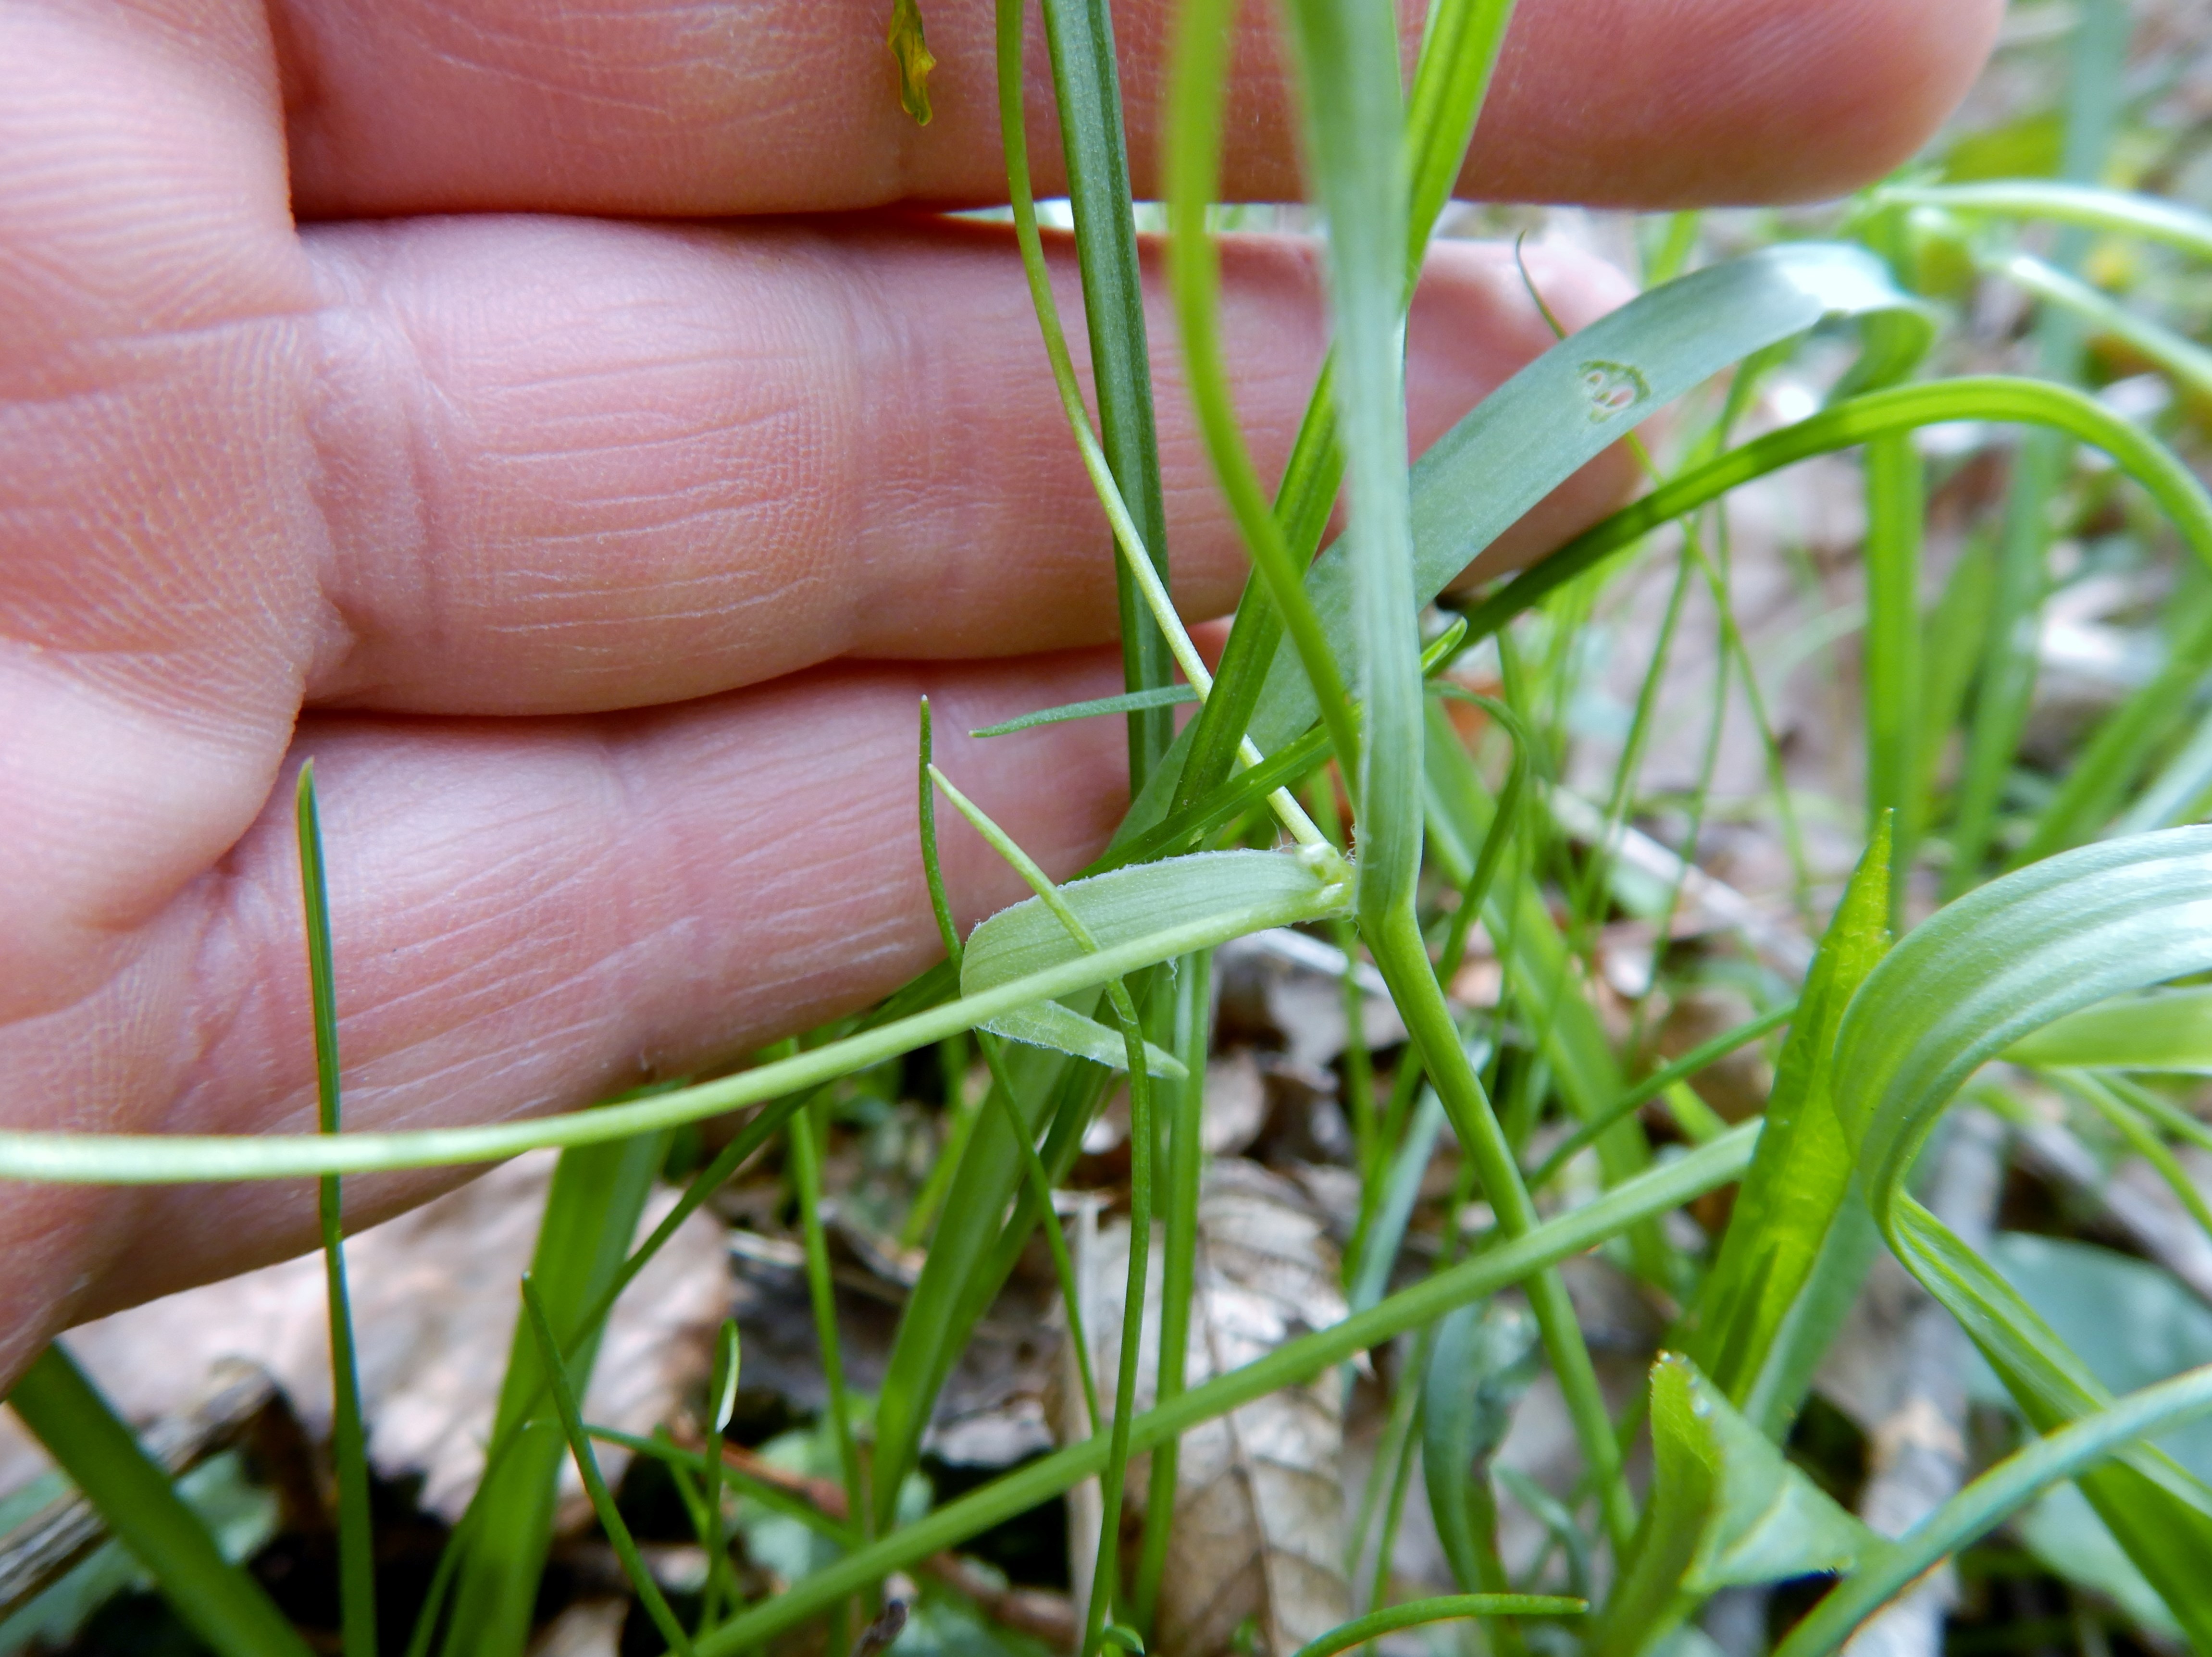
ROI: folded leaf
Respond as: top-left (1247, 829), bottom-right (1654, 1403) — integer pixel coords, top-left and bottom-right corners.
top-left (1598, 1354), bottom-right (1872, 1657)
top-left (961, 851), bottom-right (1347, 997)
top-left (984, 999), bottom-right (1185, 1077)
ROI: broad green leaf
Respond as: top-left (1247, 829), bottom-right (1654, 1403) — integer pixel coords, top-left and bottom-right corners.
top-left (1683, 821), bottom-right (1892, 1415)
top-left (983, 998), bottom-right (1184, 1077)
top-left (1422, 1303), bottom-right (1538, 1598)
top-left (1829, 827), bottom-right (2212, 1643)
top-left (961, 850), bottom-right (1345, 995)
top-left (1243, 246), bottom-right (1930, 758)
top-left (1120, 244), bottom-right (1932, 842)
top-left (2004, 986), bottom-right (2212, 1072)
top-left (1598, 1355), bottom-right (1872, 1657)
top-left (887, 0), bottom-right (935, 124)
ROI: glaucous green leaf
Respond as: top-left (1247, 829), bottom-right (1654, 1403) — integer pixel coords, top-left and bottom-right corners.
top-left (1422, 1302), bottom-right (1539, 1597)
top-left (1830, 827), bottom-right (2212, 1642)
top-left (2004, 986), bottom-right (2212, 1072)
top-left (960, 850), bottom-right (1346, 995)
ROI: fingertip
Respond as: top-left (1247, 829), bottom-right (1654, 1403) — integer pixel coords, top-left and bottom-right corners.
top-left (1467, 0), bottom-right (2006, 207)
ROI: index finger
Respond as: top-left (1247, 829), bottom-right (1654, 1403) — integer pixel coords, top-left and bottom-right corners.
top-left (277, 0), bottom-right (2003, 218)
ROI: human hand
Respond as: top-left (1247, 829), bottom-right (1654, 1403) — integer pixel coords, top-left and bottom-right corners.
top-left (0, 0), bottom-right (1999, 1376)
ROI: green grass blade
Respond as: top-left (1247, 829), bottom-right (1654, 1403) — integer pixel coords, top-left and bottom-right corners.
top-left (2006, 986), bottom-right (2212, 1072)
top-left (1421, 1303), bottom-right (1538, 1636)
top-left (1291, 1594), bottom-right (1584, 1657)
top-left (698, 1319), bottom-right (739, 1632)
top-left (518, 1277), bottom-right (698, 1657)
top-left (1165, 0), bottom-right (1361, 787)
top-left (1683, 821), bottom-right (1892, 1411)
top-left (1131, 947), bottom-right (1212, 1632)
top-left (1284, 0), bottom-right (1417, 926)
top-left (1173, 0), bottom-right (1517, 806)
top-left (440, 1133), bottom-right (668, 1657)
top-left (693, 1127), bottom-right (1759, 1656)
top-left (0, 882), bottom-right (1338, 1184)
top-left (2012, 596), bottom-right (2212, 868)
top-left (294, 764), bottom-right (375, 1657)
top-left (1988, 248), bottom-right (2212, 403)
top-left (1833, 826), bottom-right (2212, 1635)
top-left (925, 769), bottom-right (1160, 1657)
top-left (1863, 434), bottom-right (1924, 905)
top-left (1031, 0), bottom-right (1173, 791)
top-left (971, 687), bottom-right (1199, 738)
top-left (1527, 1002), bottom-right (1795, 1192)
top-left (7, 1344), bottom-right (312, 1657)
top-left (1455, 377), bottom-right (2212, 646)
top-left (786, 1099), bottom-right (869, 1543)
top-left (1881, 181), bottom-right (2212, 264)
top-left (1774, 1360), bottom-right (2212, 1657)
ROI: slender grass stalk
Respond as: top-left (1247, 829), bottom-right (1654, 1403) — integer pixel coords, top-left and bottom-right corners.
top-left (1455, 377), bottom-right (2212, 649)
top-left (1526, 1002), bottom-right (1796, 1191)
top-left (7, 1344), bottom-right (313, 1657)
top-left (1366, 906), bottom-right (1638, 1554)
top-left (698, 1319), bottom-right (740, 1632)
top-left (1131, 947), bottom-right (1212, 1631)
top-left (2062, 1072), bottom-right (2212, 1242)
top-left (518, 1276), bottom-right (698, 1657)
top-left (1034, 0), bottom-right (1176, 793)
top-left (440, 1131), bottom-right (668, 1657)
top-left (1164, 0), bottom-right (1361, 786)
top-left (693, 1129), bottom-right (1759, 1657)
top-left (1864, 433), bottom-right (1925, 914)
top-left (1877, 181), bottom-right (2212, 262)
top-left (918, 700), bottom-right (1103, 1434)
top-left (924, 767), bottom-right (1157, 1657)
top-left (786, 1097), bottom-right (869, 1548)
top-left (1173, 0), bottom-right (1520, 805)
top-left (1945, 0), bottom-right (2127, 895)
top-left (294, 764), bottom-right (375, 1657)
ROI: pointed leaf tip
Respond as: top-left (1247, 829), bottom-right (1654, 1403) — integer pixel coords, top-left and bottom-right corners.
top-left (888, 0), bottom-right (936, 125)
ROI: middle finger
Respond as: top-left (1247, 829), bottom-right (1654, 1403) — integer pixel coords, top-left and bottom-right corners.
top-left (302, 214), bottom-right (1635, 714)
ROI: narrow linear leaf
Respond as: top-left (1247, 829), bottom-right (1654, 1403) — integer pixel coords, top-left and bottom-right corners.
top-left (972, 686), bottom-right (1199, 738)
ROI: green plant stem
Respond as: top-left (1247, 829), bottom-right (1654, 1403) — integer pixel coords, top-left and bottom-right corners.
top-left (1299, 1596), bottom-right (1582, 1657)
top-left (1366, 901), bottom-right (1638, 1555)
top-left (1526, 1001), bottom-right (1796, 1191)
top-left (0, 886), bottom-right (1336, 1184)
top-left (519, 1278), bottom-right (698, 1657)
top-left (787, 1098), bottom-right (869, 1543)
top-left (1455, 377), bottom-right (2212, 649)
top-left (440, 1132), bottom-right (668, 1657)
top-left (7, 1344), bottom-right (313, 1657)
top-left (693, 1127), bottom-right (1758, 1657)
top-left (295, 764), bottom-right (376, 1657)
top-left (1132, 948), bottom-right (1213, 1631)
top-left (1034, 0), bottom-right (1174, 794)
top-left (1864, 431), bottom-right (1924, 912)
top-left (1945, 0), bottom-right (2125, 895)
top-left (1164, 0), bottom-right (1361, 787)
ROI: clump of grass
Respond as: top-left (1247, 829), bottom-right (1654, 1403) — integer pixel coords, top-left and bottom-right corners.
top-left (16, 3), bottom-right (2212, 1657)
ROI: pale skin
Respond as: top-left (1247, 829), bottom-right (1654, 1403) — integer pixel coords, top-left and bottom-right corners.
top-left (0, 0), bottom-right (2001, 1383)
